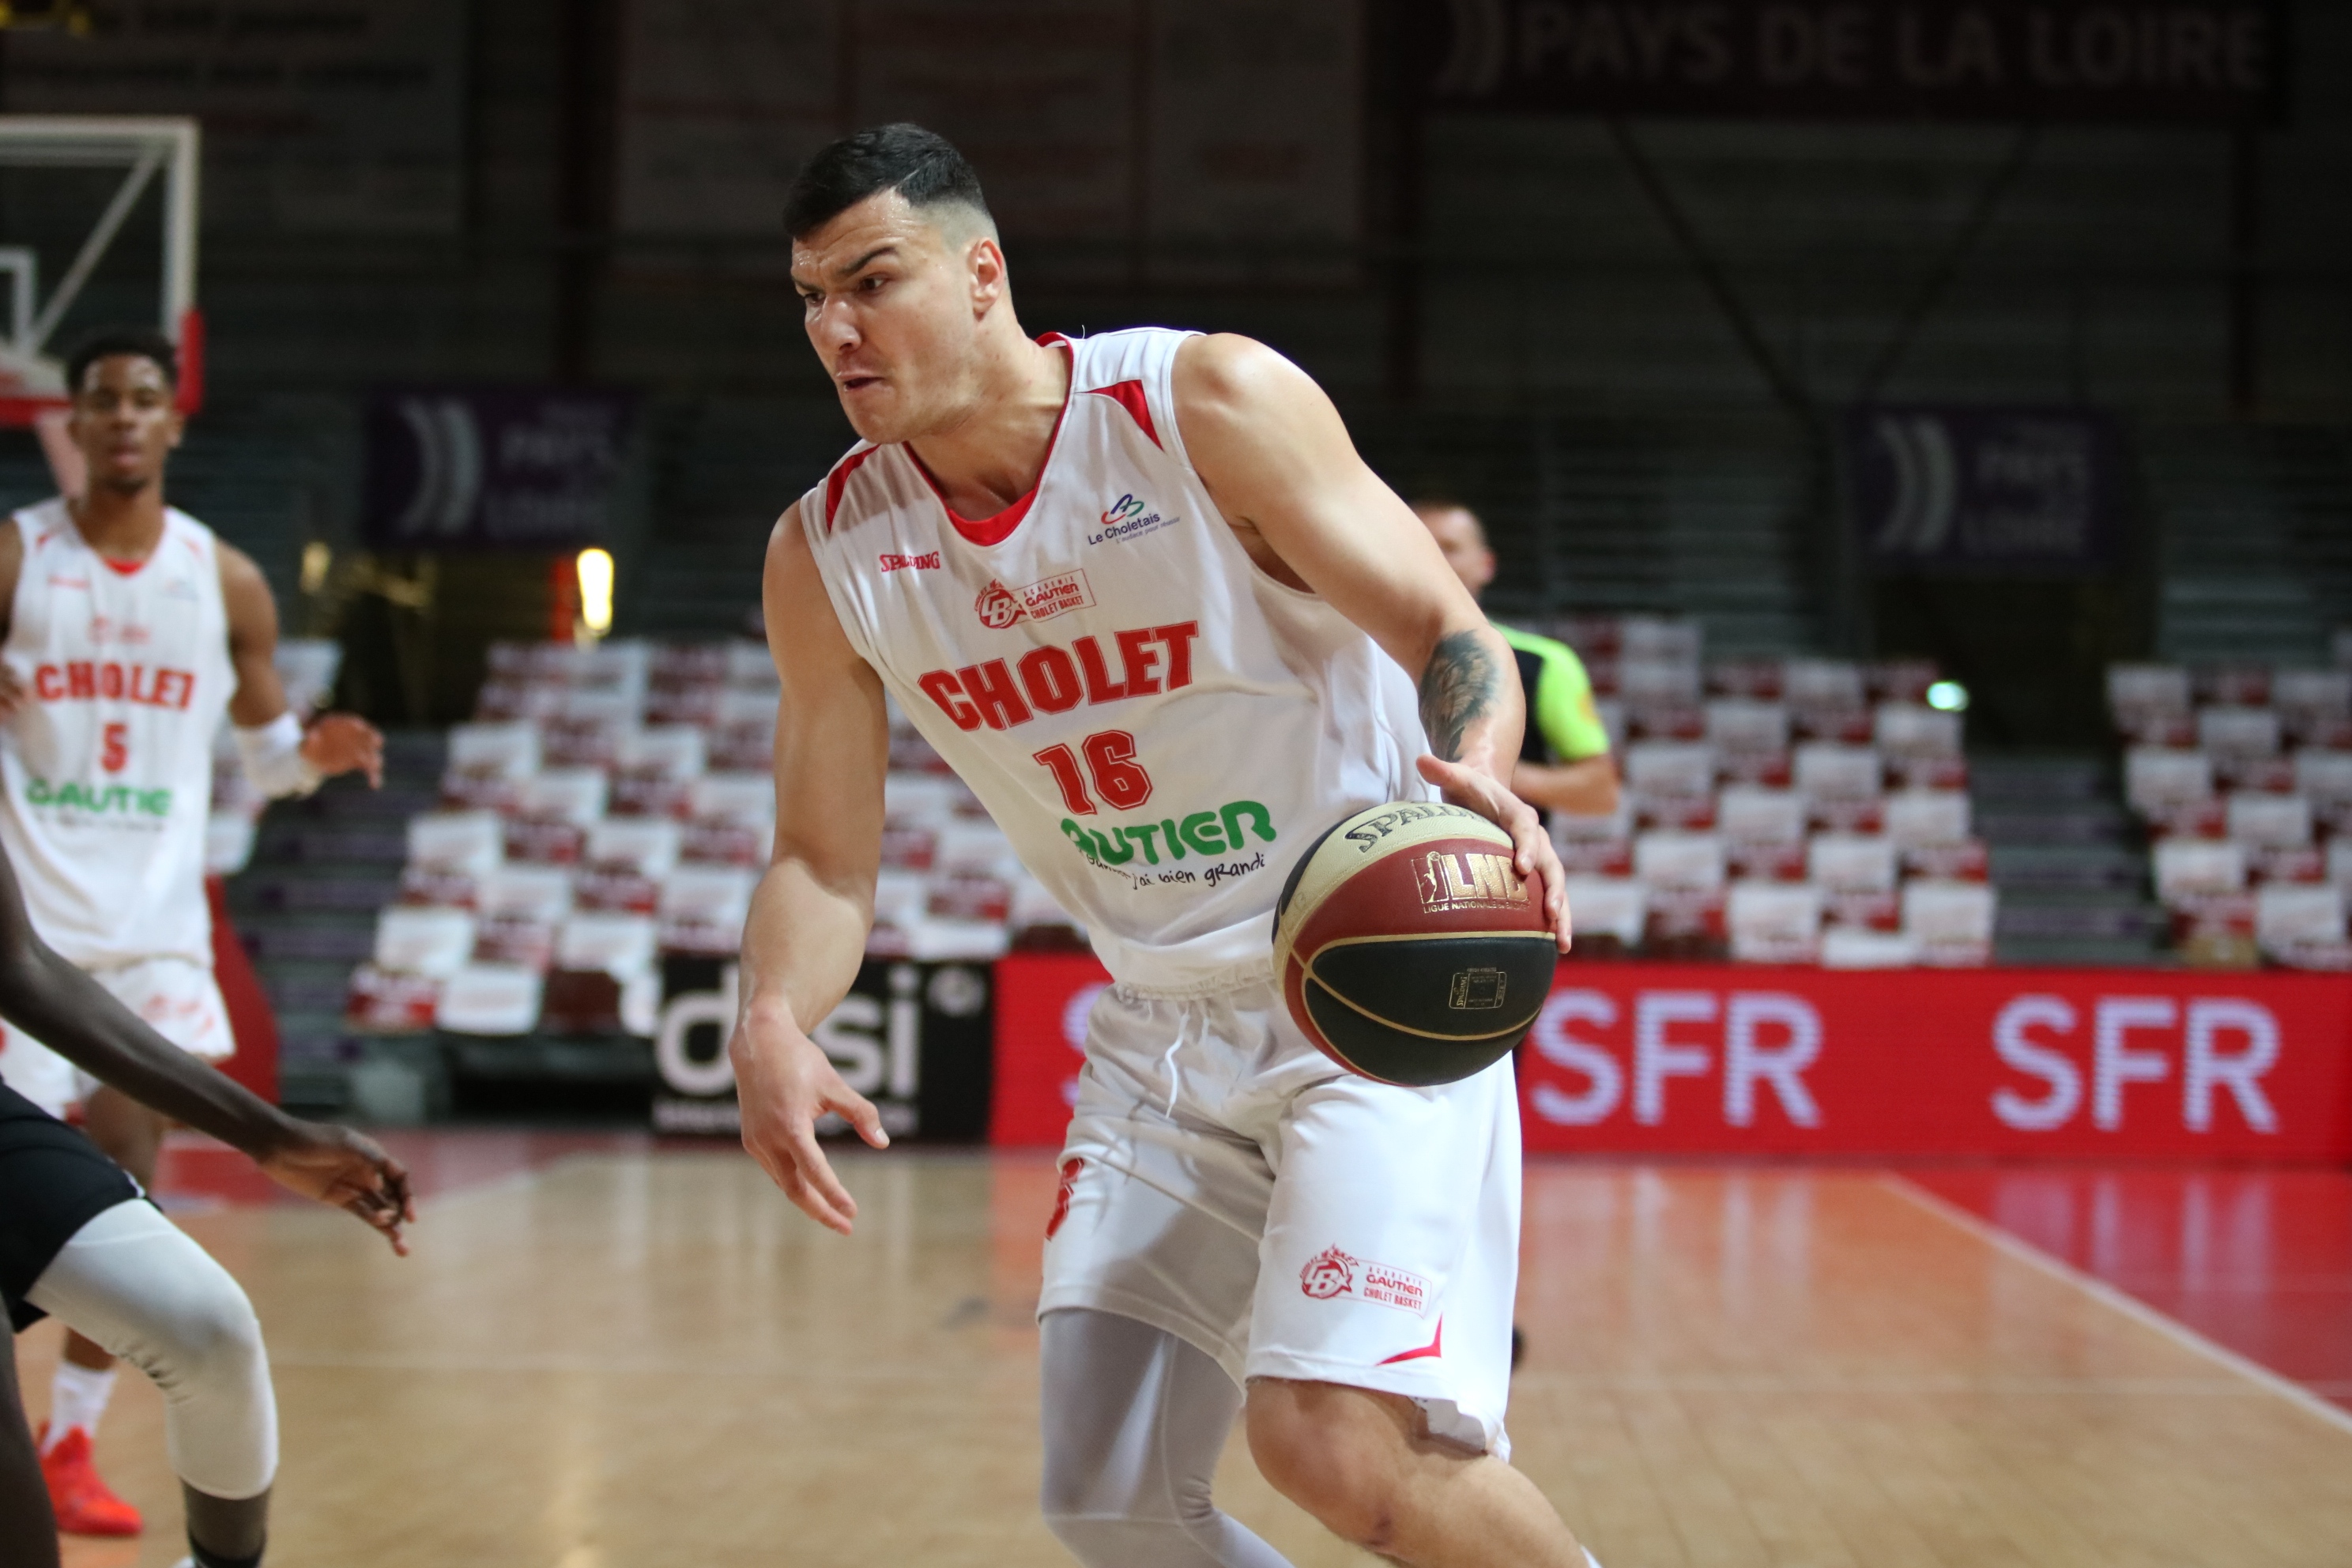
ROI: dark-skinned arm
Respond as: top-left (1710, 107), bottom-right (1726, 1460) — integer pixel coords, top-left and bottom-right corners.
top-left (220, 541), bottom-right (383, 786)
top-left (0, 847), bottom-right (413, 1252)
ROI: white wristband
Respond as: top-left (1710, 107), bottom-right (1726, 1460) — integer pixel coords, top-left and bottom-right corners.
top-left (235, 710), bottom-right (324, 799)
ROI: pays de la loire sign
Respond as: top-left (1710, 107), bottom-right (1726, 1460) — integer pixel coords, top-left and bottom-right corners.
top-left (1845, 406), bottom-right (2125, 577)
top-left (363, 387), bottom-right (638, 552)
top-left (1414, 1), bottom-right (2286, 123)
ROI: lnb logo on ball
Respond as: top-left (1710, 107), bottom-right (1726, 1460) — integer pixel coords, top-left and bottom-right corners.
top-left (1415, 850), bottom-right (1527, 911)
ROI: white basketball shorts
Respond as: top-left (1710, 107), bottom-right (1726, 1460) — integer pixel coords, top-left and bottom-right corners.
top-left (0, 956), bottom-right (236, 1119)
top-left (1040, 964), bottom-right (1522, 1455)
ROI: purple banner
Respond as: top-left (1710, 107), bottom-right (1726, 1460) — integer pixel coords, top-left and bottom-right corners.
top-left (363, 388), bottom-right (638, 552)
top-left (1844, 405), bottom-right (2126, 576)
top-left (1413, 1), bottom-right (2286, 124)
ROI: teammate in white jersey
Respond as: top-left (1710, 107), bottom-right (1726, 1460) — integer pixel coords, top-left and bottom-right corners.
top-left (736, 125), bottom-right (1596, 1567)
top-left (0, 327), bottom-right (383, 1537)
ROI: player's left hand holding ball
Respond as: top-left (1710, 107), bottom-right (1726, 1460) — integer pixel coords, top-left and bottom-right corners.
top-left (1416, 753), bottom-right (1574, 954)
top-left (300, 710), bottom-right (385, 787)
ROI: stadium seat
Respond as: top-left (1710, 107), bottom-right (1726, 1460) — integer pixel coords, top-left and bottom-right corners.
top-left (1728, 881), bottom-right (1821, 964)
top-left (1557, 875), bottom-right (1645, 956)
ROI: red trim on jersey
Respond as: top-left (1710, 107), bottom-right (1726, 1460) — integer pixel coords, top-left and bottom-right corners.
top-left (824, 446), bottom-right (879, 533)
top-left (100, 552), bottom-right (149, 578)
top-left (1088, 379), bottom-right (1160, 449)
top-left (1378, 1317), bottom-right (1443, 1365)
top-left (906, 334), bottom-right (1075, 549)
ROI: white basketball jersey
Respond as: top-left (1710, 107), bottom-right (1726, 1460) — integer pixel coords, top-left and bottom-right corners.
top-left (0, 499), bottom-right (236, 967)
top-left (803, 328), bottom-right (1429, 990)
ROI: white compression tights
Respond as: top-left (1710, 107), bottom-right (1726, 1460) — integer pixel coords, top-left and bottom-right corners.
top-left (1038, 1308), bottom-right (1291, 1568)
top-left (24, 1200), bottom-right (277, 1501)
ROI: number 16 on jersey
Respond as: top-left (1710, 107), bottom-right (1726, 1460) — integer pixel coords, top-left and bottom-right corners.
top-left (1034, 730), bottom-right (1152, 816)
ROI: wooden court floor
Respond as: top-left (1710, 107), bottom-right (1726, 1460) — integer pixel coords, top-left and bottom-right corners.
top-left (18, 1148), bottom-right (2352, 1567)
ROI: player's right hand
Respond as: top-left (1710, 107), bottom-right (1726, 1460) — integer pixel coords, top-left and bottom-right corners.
top-left (258, 1120), bottom-right (416, 1256)
top-left (300, 711), bottom-right (386, 788)
top-left (730, 1008), bottom-right (888, 1234)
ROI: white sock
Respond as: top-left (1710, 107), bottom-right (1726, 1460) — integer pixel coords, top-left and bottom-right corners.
top-left (43, 1362), bottom-right (117, 1450)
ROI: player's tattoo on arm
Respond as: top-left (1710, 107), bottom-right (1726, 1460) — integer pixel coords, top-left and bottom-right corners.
top-left (1419, 630), bottom-right (1500, 762)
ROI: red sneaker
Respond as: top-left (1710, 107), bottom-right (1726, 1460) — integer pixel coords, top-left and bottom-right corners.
top-left (36, 1423), bottom-right (143, 1536)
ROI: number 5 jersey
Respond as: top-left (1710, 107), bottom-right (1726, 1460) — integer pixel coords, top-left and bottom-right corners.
top-left (801, 327), bottom-right (1430, 993)
top-left (0, 500), bottom-right (236, 969)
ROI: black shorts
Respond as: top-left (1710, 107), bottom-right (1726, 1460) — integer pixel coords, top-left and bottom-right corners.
top-left (0, 1082), bottom-right (141, 1332)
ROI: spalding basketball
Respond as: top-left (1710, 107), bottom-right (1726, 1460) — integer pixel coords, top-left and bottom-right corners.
top-left (1272, 801), bottom-right (1557, 1087)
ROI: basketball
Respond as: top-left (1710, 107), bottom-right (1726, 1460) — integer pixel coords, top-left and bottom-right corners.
top-left (1272, 801), bottom-right (1557, 1087)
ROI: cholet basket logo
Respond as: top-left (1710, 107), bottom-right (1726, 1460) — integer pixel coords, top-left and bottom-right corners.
top-left (974, 571), bottom-right (1095, 631)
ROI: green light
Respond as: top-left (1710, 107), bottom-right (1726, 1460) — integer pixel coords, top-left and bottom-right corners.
top-left (1926, 680), bottom-right (1969, 712)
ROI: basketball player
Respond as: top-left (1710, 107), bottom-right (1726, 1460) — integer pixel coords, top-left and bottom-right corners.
top-left (0, 326), bottom-right (385, 1534)
top-left (0, 827), bottom-right (413, 1568)
top-left (1413, 502), bottom-right (1618, 820)
top-left (734, 124), bottom-right (1596, 1567)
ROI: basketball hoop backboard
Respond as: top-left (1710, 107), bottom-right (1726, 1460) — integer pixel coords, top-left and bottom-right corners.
top-left (0, 115), bottom-right (201, 426)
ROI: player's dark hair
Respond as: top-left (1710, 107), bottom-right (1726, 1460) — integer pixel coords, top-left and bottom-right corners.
top-left (65, 326), bottom-right (178, 394)
top-left (782, 122), bottom-right (992, 240)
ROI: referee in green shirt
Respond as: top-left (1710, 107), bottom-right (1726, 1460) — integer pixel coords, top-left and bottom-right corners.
top-left (1413, 501), bottom-right (1620, 819)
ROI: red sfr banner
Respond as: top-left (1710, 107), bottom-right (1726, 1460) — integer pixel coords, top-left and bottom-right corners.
top-left (1518, 964), bottom-right (2352, 1161)
top-left (993, 956), bottom-right (2352, 1163)
top-left (991, 954), bottom-right (1110, 1147)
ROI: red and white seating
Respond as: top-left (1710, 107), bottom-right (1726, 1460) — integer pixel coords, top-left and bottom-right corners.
top-left (2112, 652), bottom-right (2352, 969)
top-left (1554, 680), bottom-right (1988, 968)
top-left (351, 636), bottom-right (1081, 1036)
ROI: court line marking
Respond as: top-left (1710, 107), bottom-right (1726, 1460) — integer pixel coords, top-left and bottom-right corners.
top-left (250, 1347), bottom-right (2289, 1398)
top-left (1880, 1174), bottom-right (2352, 1442)
top-left (1511, 1376), bottom-right (2274, 1398)
top-left (263, 1351), bottom-right (1035, 1377)
top-left (413, 1163), bottom-right (556, 1212)
top-left (408, 1147), bottom-right (669, 1212)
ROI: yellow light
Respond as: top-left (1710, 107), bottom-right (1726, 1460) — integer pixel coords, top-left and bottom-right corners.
top-left (577, 548), bottom-right (615, 639)
top-left (299, 541), bottom-right (331, 595)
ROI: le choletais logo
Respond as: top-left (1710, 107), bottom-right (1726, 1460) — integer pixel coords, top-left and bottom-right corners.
top-left (1089, 492), bottom-right (1175, 546)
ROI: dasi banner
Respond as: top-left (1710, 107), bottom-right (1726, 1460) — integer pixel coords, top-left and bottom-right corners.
top-left (653, 956), bottom-right (996, 1142)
